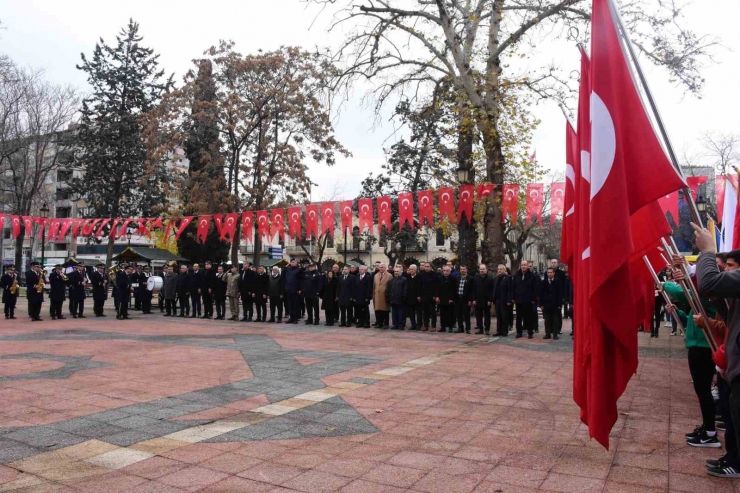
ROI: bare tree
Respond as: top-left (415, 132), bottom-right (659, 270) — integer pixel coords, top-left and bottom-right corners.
top-left (0, 60), bottom-right (79, 270)
top-left (703, 132), bottom-right (740, 176)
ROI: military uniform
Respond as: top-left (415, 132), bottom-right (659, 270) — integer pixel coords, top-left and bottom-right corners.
top-left (1, 269), bottom-right (19, 319)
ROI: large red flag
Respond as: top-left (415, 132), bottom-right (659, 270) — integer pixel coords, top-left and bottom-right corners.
top-left (501, 185), bottom-right (519, 224)
top-left (241, 212), bottom-right (254, 243)
top-left (320, 203), bottom-right (333, 236)
top-left (10, 215), bottom-right (21, 239)
top-left (417, 191), bottom-right (434, 227)
top-left (658, 191), bottom-right (679, 225)
top-left (525, 184), bottom-right (544, 226)
top-left (270, 209), bottom-right (285, 242)
top-left (256, 211), bottom-right (269, 240)
top-left (732, 194), bottom-right (740, 250)
top-left (196, 215), bottom-right (211, 244)
top-left (136, 217), bottom-right (152, 239)
top-left (398, 193), bottom-right (414, 228)
top-left (175, 216), bottom-right (193, 240)
top-left (586, 0), bottom-right (687, 448)
top-left (561, 121), bottom-right (578, 265)
top-left (457, 184), bottom-right (475, 224)
top-left (477, 183), bottom-right (494, 201)
top-left (94, 218), bottom-right (111, 238)
top-left (717, 175), bottom-right (739, 223)
top-left (212, 214), bottom-right (224, 238)
top-left (306, 205), bottom-right (319, 239)
top-left (686, 176), bottom-right (708, 201)
top-left (221, 213), bottom-right (238, 242)
top-left (82, 218), bottom-right (100, 237)
top-left (377, 196), bottom-right (392, 231)
top-left (358, 199), bottom-right (373, 234)
top-left (340, 201), bottom-right (353, 233)
top-left (438, 187), bottom-right (455, 223)
top-left (551, 182), bottom-right (566, 226)
top-left (288, 207), bottom-right (301, 240)
top-left (21, 216), bottom-right (33, 238)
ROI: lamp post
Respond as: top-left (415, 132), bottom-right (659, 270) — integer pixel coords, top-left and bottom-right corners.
top-left (126, 229), bottom-right (132, 246)
top-left (39, 203), bottom-right (49, 267)
top-left (696, 194), bottom-right (707, 218)
top-left (456, 166), bottom-right (470, 270)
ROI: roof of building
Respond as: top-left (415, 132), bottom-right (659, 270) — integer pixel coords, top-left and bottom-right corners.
top-left (111, 247), bottom-right (189, 264)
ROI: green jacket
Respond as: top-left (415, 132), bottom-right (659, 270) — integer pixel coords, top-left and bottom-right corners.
top-left (663, 282), bottom-right (715, 349)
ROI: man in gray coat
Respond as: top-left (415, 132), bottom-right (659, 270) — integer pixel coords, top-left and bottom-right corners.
top-left (162, 266), bottom-right (177, 316)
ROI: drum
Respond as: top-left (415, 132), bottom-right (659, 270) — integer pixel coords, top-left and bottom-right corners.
top-left (147, 276), bottom-right (163, 292)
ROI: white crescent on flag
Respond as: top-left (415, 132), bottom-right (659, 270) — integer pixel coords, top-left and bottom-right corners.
top-left (361, 204), bottom-right (369, 213)
top-left (441, 192), bottom-right (450, 203)
top-left (381, 201), bottom-right (389, 210)
top-left (505, 189), bottom-right (516, 199)
top-left (401, 198), bottom-right (410, 209)
top-left (226, 217), bottom-right (234, 225)
top-left (420, 196), bottom-right (429, 206)
top-left (309, 211), bottom-right (316, 218)
top-left (275, 214), bottom-right (282, 222)
top-left (460, 190), bottom-right (470, 201)
top-left (590, 91), bottom-right (616, 200)
top-left (554, 189), bottom-right (565, 198)
top-left (291, 212), bottom-right (299, 221)
top-left (529, 190), bottom-right (539, 200)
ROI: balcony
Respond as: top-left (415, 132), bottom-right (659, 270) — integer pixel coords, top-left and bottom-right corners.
top-left (337, 242), bottom-right (371, 253)
top-left (239, 244), bottom-right (271, 255)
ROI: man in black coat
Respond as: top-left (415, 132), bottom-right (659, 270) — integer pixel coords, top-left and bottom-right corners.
top-left (455, 265), bottom-right (473, 334)
top-left (175, 265), bottom-right (191, 317)
top-left (419, 262), bottom-right (439, 331)
top-left (353, 265), bottom-right (373, 328)
top-left (213, 265), bottom-right (227, 320)
top-left (492, 264), bottom-right (512, 337)
top-left (512, 260), bottom-right (540, 339)
top-left (116, 265), bottom-right (133, 320)
top-left (550, 259), bottom-right (567, 326)
top-left (437, 266), bottom-right (457, 333)
top-left (90, 264), bottom-right (108, 317)
top-left (139, 265), bottom-right (153, 314)
top-left (267, 266), bottom-right (284, 322)
top-left (49, 265), bottom-right (67, 320)
top-left (239, 261), bottom-right (256, 322)
top-left (1, 265), bottom-right (19, 319)
top-left (404, 264), bottom-right (422, 331)
top-left (133, 266), bottom-right (143, 311)
top-left (68, 264), bottom-right (88, 318)
top-left (301, 263), bottom-right (321, 325)
top-left (472, 264), bottom-right (494, 335)
top-left (284, 259), bottom-right (304, 324)
top-left (540, 267), bottom-right (564, 339)
top-left (26, 262), bottom-right (44, 321)
top-left (189, 263), bottom-right (203, 318)
top-left (337, 265), bottom-right (357, 327)
top-left (253, 266), bottom-right (269, 322)
top-left (202, 261), bottom-right (216, 319)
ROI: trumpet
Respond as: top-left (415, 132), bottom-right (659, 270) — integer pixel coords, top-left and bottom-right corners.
top-left (60, 271), bottom-right (69, 282)
top-left (35, 272), bottom-right (45, 293)
top-left (9, 274), bottom-right (18, 295)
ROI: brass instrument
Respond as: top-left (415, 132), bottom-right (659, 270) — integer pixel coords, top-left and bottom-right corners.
top-left (35, 271), bottom-right (45, 293)
top-left (60, 271), bottom-right (69, 282)
top-left (108, 265), bottom-right (118, 288)
top-left (9, 274), bottom-right (18, 295)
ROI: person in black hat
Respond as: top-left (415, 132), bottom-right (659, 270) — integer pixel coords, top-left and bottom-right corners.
top-left (1, 264), bottom-right (19, 319)
top-left (116, 264), bottom-right (133, 319)
top-left (90, 264), bottom-right (108, 317)
top-left (140, 265), bottom-right (153, 314)
top-left (49, 264), bottom-right (68, 320)
top-left (26, 261), bottom-right (44, 321)
top-left (202, 261), bottom-right (216, 319)
top-left (69, 264), bottom-right (88, 318)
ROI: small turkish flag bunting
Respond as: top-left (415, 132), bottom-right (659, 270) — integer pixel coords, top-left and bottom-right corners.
top-left (340, 201), bottom-right (353, 232)
top-left (115, 218), bottom-right (133, 240)
top-left (477, 184), bottom-right (494, 200)
top-left (288, 206), bottom-right (302, 239)
top-left (358, 198), bottom-right (373, 234)
top-left (320, 203), bottom-right (334, 236)
top-left (70, 219), bottom-right (84, 238)
top-left (148, 217), bottom-right (164, 230)
top-left (398, 193), bottom-right (414, 228)
top-left (270, 209), bottom-right (285, 241)
top-left (196, 215), bottom-right (211, 243)
top-left (35, 217), bottom-right (48, 239)
top-left (377, 196), bottom-right (392, 231)
top-left (109, 218), bottom-right (121, 240)
top-left (417, 190), bottom-right (434, 227)
top-left (21, 216), bottom-right (33, 238)
top-left (241, 212), bottom-right (254, 243)
top-left (10, 215), bottom-right (21, 239)
top-left (222, 213), bottom-right (238, 242)
top-left (438, 187), bottom-right (455, 223)
top-left (256, 210), bottom-right (269, 240)
top-left (457, 184), bottom-right (475, 224)
top-left (550, 182), bottom-right (565, 225)
top-left (46, 219), bottom-right (62, 242)
top-left (163, 219), bottom-right (176, 240)
top-left (95, 218), bottom-right (111, 238)
top-left (525, 184), bottom-right (544, 227)
top-left (212, 214), bottom-right (224, 238)
top-left (174, 216), bottom-right (193, 240)
top-left (502, 185), bottom-right (519, 224)
top-left (136, 217), bottom-right (152, 239)
top-left (82, 218), bottom-right (100, 237)
top-left (306, 205), bottom-right (319, 239)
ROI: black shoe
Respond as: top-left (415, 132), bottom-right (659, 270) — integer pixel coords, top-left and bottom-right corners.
top-left (438, 328), bottom-right (447, 333)
top-left (267, 318), bottom-right (275, 323)
top-left (51, 316), bottom-right (57, 320)
top-left (189, 315), bottom-right (197, 318)
top-left (707, 464), bottom-right (740, 478)
top-left (544, 334), bottom-right (552, 339)
top-left (316, 321), bottom-right (322, 326)
top-left (500, 333), bottom-right (508, 337)
top-left (163, 314), bottom-right (171, 317)
top-left (455, 329), bottom-right (464, 333)
top-left (554, 335), bottom-right (559, 340)
top-left (305, 320), bottom-right (313, 325)
top-left (534, 329), bottom-right (539, 333)
top-left (686, 424), bottom-right (704, 439)
top-left (78, 315), bottom-right (86, 319)
top-left (687, 430), bottom-right (721, 448)
top-left (515, 334), bottom-right (522, 338)
top-left (528, 334), bottom-right (533, 339)
top-left (72, 315), bottom-right (78, 319)
top-left (707, 455), bottom-right (728, 468)
top-left (475, 329), bottom-right (483, 335)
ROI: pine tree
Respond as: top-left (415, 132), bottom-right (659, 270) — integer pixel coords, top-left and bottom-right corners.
top-left (71, 19), bottom-right (173, 267)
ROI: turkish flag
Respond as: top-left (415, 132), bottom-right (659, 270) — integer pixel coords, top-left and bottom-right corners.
top-left (717, 175), bottom-right (739, 223)
top-left (438, 187), bottom-right (455, 223)
top-left (319, 203), bottom-right (333, 236)
top-left (175, 216), bottom-right (193, 240)
top-left (270, 209), bottom-right (285, 241)
top-left (46, 219), bottom-right (62, 242)
top-left (95, 218), bottom-right (111, 238)
top-left (109, 218), bottom-right (121, 240)
top-left (21, 216), bottom-right (33, 238)
top-left (288, 207), bottom-right (302, 239)
top-left (212, 214), bottom-right (224, 238)
top-left (10, 215), bottom-right (21, 239)
top-left (70, 219), bottom-right (84, 238)
top-left (585, 0), bottom-right (686, 448)
top-left (501, 185), bottom-right (519, 224)
top-left (417, 190), bottom-right (434, 227)
top-left (35, 217), bottom-right (48, 239)
top-left (149, 217), bottom-right (164, 231)
top-left (398, 193), bottom-right (414, 228)
top-left (305, 204), bottom-right (319, 238)
top-left (339, 201), bottom-right (353, 233)
top-left (686, 176), bottom-right (708, 200)
top-left (457, 184), bottom-right (474, 224)
top-left (116, 218), bottom-right (133, 240)
top-left (733, 196), bottom-right (740, 250)
top-left (196, 215), bottom-right (211, 243)
top-left (221, 213), bottom-right (238, 242)
top-left (358, 199), bottom-right (373, 234)
top-left (241, 212), bottom-right (254, 243)
top-left (377, 196), bottom-right (392, 231)
top-left (477, 183), bottom-right (494, 201)
top-left (163, 219), bottom-right (177, 240)
top-left (82, 218), bottom-right (100, 237)
top-left (256, 211), bottom-right (269, 240)
top-left (658, 191), bottom-right (679, 225)
top-left (135, 217), bottom-right (152, 239)
top-left (551, 183), bottom-right (566, 225)
top-left (561, 121), bottom-right (579, 265)
top-left (525, 184), bottom-right (544, 226)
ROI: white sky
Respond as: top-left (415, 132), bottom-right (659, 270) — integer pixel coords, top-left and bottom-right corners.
top-left (1, 0), bottom-right (738, 201)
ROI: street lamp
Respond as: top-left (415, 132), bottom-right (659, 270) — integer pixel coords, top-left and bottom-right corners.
top-left (456, 166), bottom-right (470, 270)
top-left (696, 194), bottom-right (707, 214)
top-left (39, 203), bottom-right (49, 267)
top-left (126, 228), bottom-right (133, 246)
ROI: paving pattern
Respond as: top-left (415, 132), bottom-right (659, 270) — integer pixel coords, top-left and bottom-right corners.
top-left (0, 300), bottom-right (734, 492)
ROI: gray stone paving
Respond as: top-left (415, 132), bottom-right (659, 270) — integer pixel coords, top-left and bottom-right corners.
top-left (0, 353), bottom-right (111, 382)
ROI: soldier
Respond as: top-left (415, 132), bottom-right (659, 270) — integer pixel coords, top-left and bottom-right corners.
top-left (26, 261), bottom-right (44, 321)
top-left (224, 265), bottom-right (241, 321)
top-left (116, 264), bottom-right (133, 320)
top-left (90, 264), bottom-right (108, 317)
top-left (1, 265), bottom-right (19, 319)
top-left (69, 264), bottom-right (88, 318)
top-left (49, 264), bottom-right (68, 320)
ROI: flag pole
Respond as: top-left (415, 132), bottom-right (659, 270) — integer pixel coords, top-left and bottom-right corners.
top-left (606, 0), bottom-right (704, 228)
top-left (658, 249), bottom-right (701, 316)
top-left (642, 255), bottom-right (685, 336)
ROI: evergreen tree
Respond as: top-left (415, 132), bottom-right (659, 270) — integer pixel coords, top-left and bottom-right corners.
top-left (71, 19), bottom-right (173, 266)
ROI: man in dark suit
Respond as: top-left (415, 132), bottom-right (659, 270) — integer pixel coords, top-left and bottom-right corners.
top-left (540, 267), bottom-right (564, 339)
top-left (354, 265), bottom-right (373, 328)
top-left (139, 265), bottom-right (153, 314)
top-left (550, 259), bottom-right (567, 327)
top-left (283, 259), bottom-right (303, 324)
top-left (300, 263), bottom-right (321, 325)
top-left (419, 262), bottom-right (439, 331)
top-left (69, 264), bottom-right (88, 318)
top-left (512, 260), bottom-right (540, 339)
top-left (492, 264), bottom-right (512, 336)
top-left (238, 261), bottom-right (254, 321)
top-left (404, 264), bottom-right (422, 331)
top-left (472, 264), bottom-right (494, 335)
top-left (213, 265), bottom-right (227, 320)
top-left (90, 264), bottom-right (108, 317)
top-left (133, 266), bottom-right (143, 311)
top-left (267, 266), bottom-right (284, 322)
top-left (337, 265), bottom-right (357, 327)
top-left (189, 263), bottom-right (203, 318)
top-left (1, 265), bottom-right (19, 319)
top-left (437, 266), bottom-right (457, 333)
top-left (49, 264), bottom-right (67, 320)
top-left (26, 262), bottom-right (44, 321)
top-left (116, 264), bottom-right (133, 320)
top-left (175, 265), bottom-right (191, 317)
top-left (202, 261), bottom-right (216, 319)
top-left (455, 266), bottom-right (473, 333)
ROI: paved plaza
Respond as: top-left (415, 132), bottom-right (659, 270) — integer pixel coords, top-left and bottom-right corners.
top-left (0, 302), bottom-right (735, 492)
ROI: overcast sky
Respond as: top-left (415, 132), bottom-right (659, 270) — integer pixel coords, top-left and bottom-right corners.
top-left (1, 0), bottom-right (737, 201)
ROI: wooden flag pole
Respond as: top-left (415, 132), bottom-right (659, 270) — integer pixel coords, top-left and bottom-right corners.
top-left (643, 255), bottom-right (685, 336)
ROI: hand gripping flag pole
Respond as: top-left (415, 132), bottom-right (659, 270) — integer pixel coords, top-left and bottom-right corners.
top-left (642, 255), bottom-right (685, 336)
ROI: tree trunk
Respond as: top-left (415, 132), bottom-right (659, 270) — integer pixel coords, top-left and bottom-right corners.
top-left (14, 233), bottom-right (23, 279)
top-left (105, 232), bottom-right (116, 268)
top-left (231, 220), bottom-right (240, 266)
top-left (481, 132), bottom-right (506, 268)
top-left (457, 104), bottom-right (478, 272)
top-left (253, 229), bottom-right (262, 268)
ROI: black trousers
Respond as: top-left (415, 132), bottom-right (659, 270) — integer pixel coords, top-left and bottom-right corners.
top-left (455, 302), bottom-right (471, 332)
top-left (325, 304), bottom-right (337, 325)
top-left (405, 304), bottom-right (421, 329)
top-left (134, 289), bottom-right (141, 310)
top-left (190, 294), bottom-right (201, 316)
top-left (287, 292), bottom-right (301, 321)
top-left (165, 299), bottom-right (176, 315)
top-left (688, 347), bottom-right (716, 432)
top-left (422, 301), bottom-right (437, 328)
top-left (508, 304), bottom-right (514, 329)
top-left (374, 310), bottom-right (389, 327)
top-left (439, 304), bottom-right (455, 330)
top-left (718, 377), bottom-right (738, 464)
top-left (215, 297), bottom-right (225, 318)
top-left (474, 303), bottom-right (491, 331)
top-left (495, 302), bottom-right (509, 335)
top-left (543, 307), bottom-right (561, 336)
top-left (71, 299), bottom-right (84, 317)
top-left (202, 293), bottom-right (213, 317)
top-left (50, 301), bottom-right (64, 318)
top-left (28, 301), bottom-right (42, 319)
top-left (4, 298), bottom-right (17, 317)
top-left (141, 291), bottom-right (152, 314)
top-left (340, 305), bottom-right (354, 326)
top-left (241, 294), bottom-right (253, 320)
top-left (652, 296), bottom-right (664, 336)
top-left (305, 296), bottom-right (319, 323)
top-left (94, 299), bottom-right (105, 316)
top-left (178, 294), bottom-right (189, 315)
top-left (516, 302), bottom-right (536, 335)
top-left (269, 296), bottom-right (282, 320)
top-left (118, 298), bottom-right (129, 318)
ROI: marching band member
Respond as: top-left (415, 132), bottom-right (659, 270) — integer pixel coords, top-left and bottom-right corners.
top-left (1, 265), bottom-right (19, 319)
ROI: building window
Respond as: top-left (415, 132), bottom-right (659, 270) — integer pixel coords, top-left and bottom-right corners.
top-left (57, 169), bottom-right (73, 182)
top-left (55, 188), bottom-right (71, 201)
top-left (326, 235), bottom-right (334, 249)
top-left (352, 226), bottom-right (361, 250)
top-left (56, 207), bottom-right (71, 218)
top-left (436, 228), bottom-right (445, 246)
